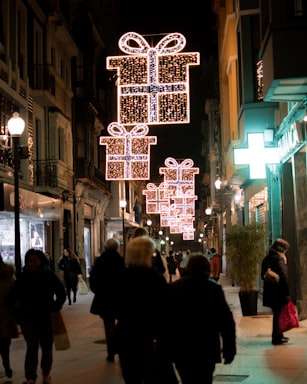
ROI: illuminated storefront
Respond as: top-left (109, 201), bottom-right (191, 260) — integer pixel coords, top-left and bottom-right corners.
top-left (0, 183), bottom-right (61, 266)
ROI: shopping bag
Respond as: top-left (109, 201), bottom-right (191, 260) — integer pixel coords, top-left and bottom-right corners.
top-left (277, 301), bottom-right (299, 334)
top-left (78, 275), bottom-right (89, 295)
top-left (50, 311), bottom-right (71, 350)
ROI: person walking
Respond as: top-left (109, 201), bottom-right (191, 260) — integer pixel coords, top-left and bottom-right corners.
top-left (261, 238), bottom-right (291, 345)
top-left (209, 248), bottom-right (221, 282)
top-left (167, 253), bottom-right (236, 384)
top-left (0, 254), bottom-right (18, 379)
top-left (166, 250), bottom-right (177, 283)
top-left (58, 248), bottom-right (82, 305)
top-left (13, 248), bottom-right (66, 384)
top-left (89, 238), bottom-right (125, 363)
top-left (112, 235), bottom-right (178, 384)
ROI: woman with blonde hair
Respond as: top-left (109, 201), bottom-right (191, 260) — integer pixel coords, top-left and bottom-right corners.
top-left (113, 235), bottom-right (177, 383)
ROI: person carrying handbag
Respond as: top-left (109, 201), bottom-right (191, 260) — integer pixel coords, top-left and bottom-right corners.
top-left (261, 238), bottom-right (291, 345)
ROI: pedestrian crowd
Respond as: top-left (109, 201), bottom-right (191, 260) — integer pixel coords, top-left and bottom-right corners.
top-left (0, 232), bottom-right (293, 384)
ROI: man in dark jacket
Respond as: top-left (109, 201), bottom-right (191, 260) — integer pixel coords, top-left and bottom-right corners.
top-left (261, 238), bottom-right (290, 345)
top-left (89, 238), bottom-right (125, 362)
top-left (167, 253), bottom-right (236, 384)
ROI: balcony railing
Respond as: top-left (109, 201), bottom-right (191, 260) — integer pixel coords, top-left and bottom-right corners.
top-left (75, 158), bottom-right (110, 191)
top-left (33, 160), bottom-right (74, 192)
top-left (30, 64), bottom-right (56, 96)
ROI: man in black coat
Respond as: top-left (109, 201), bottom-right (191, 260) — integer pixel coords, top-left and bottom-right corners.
top-left (89, 238), bottom-right (125, 362)
top-left (167, 254), bottom-right (236, 384)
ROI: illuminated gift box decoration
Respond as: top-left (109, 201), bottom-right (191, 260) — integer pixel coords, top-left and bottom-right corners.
top-left (171, 194), bottom-right (197, 217)
top-left (160, 204), bottom-right (179, 227)
top-left (159, 157), bottom-right (199, 196)
top-left (170, 215), bottom-right (195, 235)
top-left (99, 122), bottom-right (157, 180)
top-left (183, 231), bottom-right (195, 241)
top-left (107, 32), bottom-right (200, 126)
top-left (142, 182), bottom-right (172, 214)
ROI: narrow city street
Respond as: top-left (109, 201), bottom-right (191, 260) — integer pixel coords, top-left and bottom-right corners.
top-left (4, 275), bottom-right (307, 384)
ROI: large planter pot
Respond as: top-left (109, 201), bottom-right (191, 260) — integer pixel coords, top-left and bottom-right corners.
top-left (239, 290), bottom-right (258, 316)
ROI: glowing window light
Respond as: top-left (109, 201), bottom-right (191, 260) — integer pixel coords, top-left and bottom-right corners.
top-left (159, 157), bottom-right (199, 196)
top-left (107, 32), bottom-right (200, 126)
top-left (142, 182), bottom-right (172, 214)
top-left (99, 122), bottom-right (157, 180)
top-left (233, 133), bottom-right (279, 179)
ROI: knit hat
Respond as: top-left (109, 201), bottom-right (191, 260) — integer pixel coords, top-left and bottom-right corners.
top-left (271, 238), bottom-right (290, 253)
top-left (210, 248), bottom-right (216, 256)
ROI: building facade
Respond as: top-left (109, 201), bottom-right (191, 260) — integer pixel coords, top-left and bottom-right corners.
top-left (214, 0), bottom-right (307, 319)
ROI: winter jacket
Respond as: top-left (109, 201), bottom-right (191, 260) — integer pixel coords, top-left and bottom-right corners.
top-left (261, 249), bottom-right (289, 308)
top-left (13, 265), bottom-right (66, 323)
top-left (167, 273), bottom-right (236, 364)
top-left (89, 249), bottom-right (125, 318)
top-left (58, 256), bottom-right (82, 281)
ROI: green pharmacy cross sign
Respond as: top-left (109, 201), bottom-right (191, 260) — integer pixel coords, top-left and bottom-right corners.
top-left (233, 133), bottom-right (280, 179)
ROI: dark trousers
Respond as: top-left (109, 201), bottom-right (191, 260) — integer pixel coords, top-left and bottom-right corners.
top-left (20, 318), bottom-right (53, 381)
top-left (0, 338), bottom-right (11, 369)
top-left (102, 316), bottom-right (116, 357)
top-left (271, 303), bottom-right (284, 341)
top-left (65, 277), bottom-right (78, 303)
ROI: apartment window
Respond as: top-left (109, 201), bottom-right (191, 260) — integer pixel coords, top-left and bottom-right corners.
top-left (35, 118), bottom-right (44, 160)
top-left (288, 0), bottom-right (307, 17)
top-left (17, 5), bottom-right (27, 79)
top-left (60, 60), bottom-right (65, 80)
top-left (50, 47), bottom-right (55, 67)
top-left (59, 127), bottom-right (64, 161)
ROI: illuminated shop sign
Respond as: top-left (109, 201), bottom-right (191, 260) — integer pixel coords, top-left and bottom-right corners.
top-left (233, 133), bottom-right (280, 179)
top-left (277, 122), bottom-right (304, 161)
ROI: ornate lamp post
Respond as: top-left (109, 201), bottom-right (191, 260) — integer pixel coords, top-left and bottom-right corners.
top-left (8, 112), bottom-right (25, 275)
top-left (119, 199), bottom-right (127, 257)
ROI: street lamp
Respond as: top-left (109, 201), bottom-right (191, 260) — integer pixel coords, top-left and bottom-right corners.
top-left (146, 218), bottom-right (152, 236)
top-left (8, 112), bottom-right (25, 275)
top-left (119, 199), bottom-right (127, 257)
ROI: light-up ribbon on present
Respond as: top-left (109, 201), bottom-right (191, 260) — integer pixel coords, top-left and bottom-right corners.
top-left (159, 157), bottom-right (199, 197)
top-left (107, 32), bottom-right (200, 125)
top-left (99, 122), bottom-right (157, 180)
top-left (142, 182), bottom-right (172, 214)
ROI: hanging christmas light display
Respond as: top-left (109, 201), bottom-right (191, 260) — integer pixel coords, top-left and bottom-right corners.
top-left (107, 32), bottom-right (200, 126)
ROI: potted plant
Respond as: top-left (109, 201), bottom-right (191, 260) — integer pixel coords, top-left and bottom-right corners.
top-left (226, 223), bottom-right (269, 316)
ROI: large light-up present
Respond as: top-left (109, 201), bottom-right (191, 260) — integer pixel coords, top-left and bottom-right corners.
top-left (142, 182), bottom-right (172, 214)
top-left (171, 193), bottom-right (197, 217)
top-left (107, 32), bottom-right (200, 126)
top-left (99, 122), bottom-right (157, 180)
top-left (160, 204), bottom-right (179, 227)
top-left (159, 157), bottom-right (199, 196)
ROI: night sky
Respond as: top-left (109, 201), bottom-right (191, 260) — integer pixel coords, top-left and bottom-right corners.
top-left (115, 1), bottom-right (218, 181)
